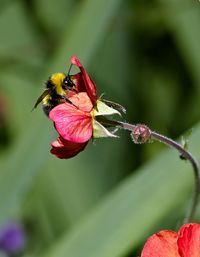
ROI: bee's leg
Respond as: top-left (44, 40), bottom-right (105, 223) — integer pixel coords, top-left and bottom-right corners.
top-left (62, 96), bottom-right (78, 109)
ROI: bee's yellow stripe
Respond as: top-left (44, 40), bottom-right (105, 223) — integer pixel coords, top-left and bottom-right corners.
top-left (42, 94), bottom-right (51, 105)
top-left (50, 73), bottom-right (66, 96)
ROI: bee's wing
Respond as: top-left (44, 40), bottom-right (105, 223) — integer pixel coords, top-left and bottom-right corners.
top-left (32, 89), bottom-right (51, 110)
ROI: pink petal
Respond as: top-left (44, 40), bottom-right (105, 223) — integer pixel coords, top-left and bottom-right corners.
top-left (177, 223), bottom-right (200, 257)
top-left (50, 106), bottom-right (92, 143)
top-left (49, 93), bottom-right (93, 143)
top-left (51, 136), bottom-right (88, 159)
top-left (71, 56), bottom-right (97, 104)
top-left (71, 56), bottom-right (82, 67)
top-left (141, 230), bottom-right (180, 257)
top-left (69, 92), bottom-right (93, 113)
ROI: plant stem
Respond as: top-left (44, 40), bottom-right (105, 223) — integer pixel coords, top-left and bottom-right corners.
top-left (151, 131), bottom-right (200, 222)
top-left (117, 121), bottom-right (200, 222)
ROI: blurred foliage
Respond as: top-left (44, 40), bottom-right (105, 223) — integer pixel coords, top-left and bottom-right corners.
top-left (0, 0), bottom-right (200, 256)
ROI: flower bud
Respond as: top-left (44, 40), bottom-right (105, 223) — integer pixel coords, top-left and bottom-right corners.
top-left (131, 124), bottom-right (151, 144)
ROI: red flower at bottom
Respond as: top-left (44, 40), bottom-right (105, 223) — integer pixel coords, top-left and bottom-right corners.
top-left (141, 223), bottom-right (200, 257)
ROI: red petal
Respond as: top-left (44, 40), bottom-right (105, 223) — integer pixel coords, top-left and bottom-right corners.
top-left (72, 72), bottom-right (87, 93)
top-left (141, 230), bottom-right (180, 257)
top-left (177, 223), bottom-right (200, 257)
top-left (51, 136), bottom-right (88, 159)
top-left (71, 56), bottom-right (97, 104)
top-left (49, 93), bottom-right (93, 143)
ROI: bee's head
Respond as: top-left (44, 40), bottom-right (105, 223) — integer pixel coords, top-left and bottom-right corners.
top-left (62, 75), bottom-right (76, 91)
top-left (48, 73), bottom-right (76, 95)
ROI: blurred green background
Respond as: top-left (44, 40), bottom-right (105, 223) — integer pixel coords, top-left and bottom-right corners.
top-left (0, 0), bottom-right (200, 256)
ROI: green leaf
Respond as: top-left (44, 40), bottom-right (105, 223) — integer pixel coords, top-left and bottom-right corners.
top-left (33, 0), bottom-right (75, 35)
top-left (158, 0), bottom-right (200, 122)
top-left (0, 1), bottom-right (42, 64)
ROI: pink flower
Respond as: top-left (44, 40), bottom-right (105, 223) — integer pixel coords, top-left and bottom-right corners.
top-left (49, 56), bottom-right (121, 159)
top-left (141, 223), bottom-right (200, 257)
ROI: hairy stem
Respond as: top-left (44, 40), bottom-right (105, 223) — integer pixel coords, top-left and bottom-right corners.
top-left (151, 131), bottom-right (200, 222)
top-left (117, 121), bottom-right (200, 222)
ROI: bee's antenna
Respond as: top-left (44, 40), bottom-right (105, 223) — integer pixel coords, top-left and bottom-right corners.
top-left (67, 64), bottom-right (73, 76)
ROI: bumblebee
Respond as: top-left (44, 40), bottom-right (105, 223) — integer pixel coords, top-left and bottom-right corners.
top-left (33, 66), bottom-right (77, 115)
